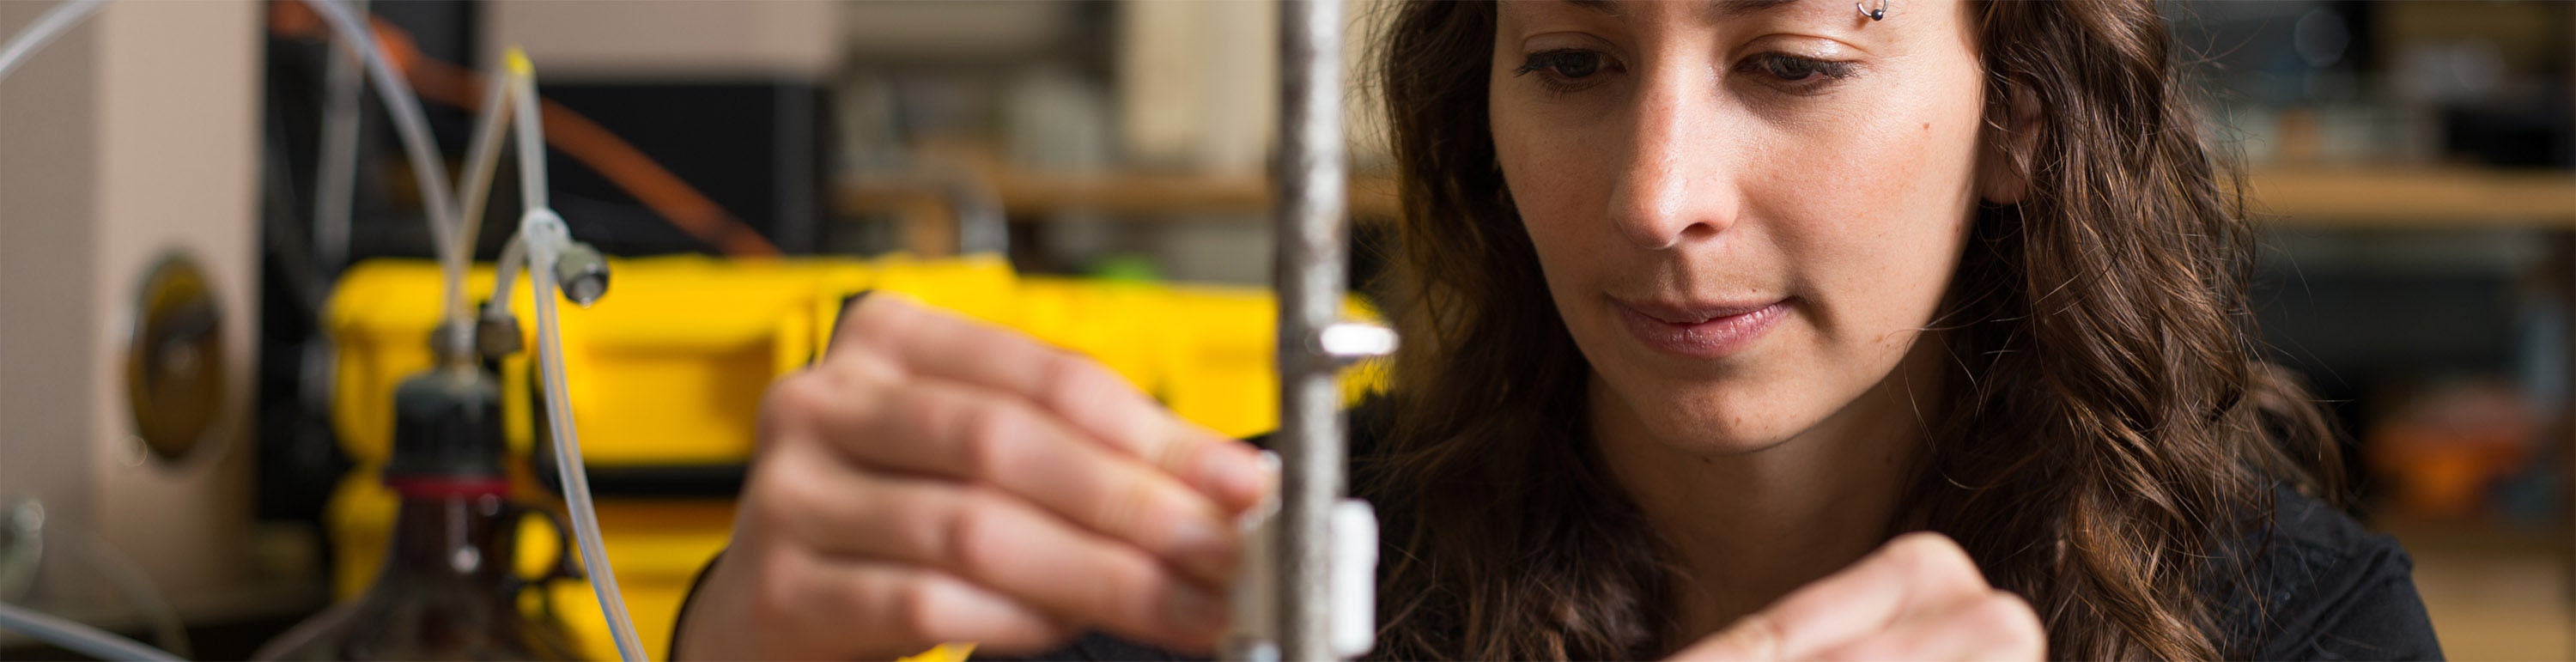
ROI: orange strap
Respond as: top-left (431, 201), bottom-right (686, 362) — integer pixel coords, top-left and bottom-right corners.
top-left (269, 1), bottom-right (783, 258)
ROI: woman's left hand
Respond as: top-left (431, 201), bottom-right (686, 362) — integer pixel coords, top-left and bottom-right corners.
top-left (1668, 532), bottom-right (2045, 662)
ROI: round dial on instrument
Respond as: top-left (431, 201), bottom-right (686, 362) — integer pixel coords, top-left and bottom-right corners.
top-left (124, 253), bottom-right (228, 465)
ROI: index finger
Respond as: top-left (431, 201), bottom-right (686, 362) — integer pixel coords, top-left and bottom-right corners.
top-left (832, 293), bottom-right (1276, 512)
top-left (1671, 532), bottom-right (1991, 661)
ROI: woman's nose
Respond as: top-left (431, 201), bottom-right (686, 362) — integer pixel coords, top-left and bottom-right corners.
top-left (1605, 74), bottom-right (1744, 251)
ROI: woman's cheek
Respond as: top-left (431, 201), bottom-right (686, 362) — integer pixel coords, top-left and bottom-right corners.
top-left (1801, 126), bottom-right (1974, 341)
top-left (1504, 145), bottom-right (1615, 270)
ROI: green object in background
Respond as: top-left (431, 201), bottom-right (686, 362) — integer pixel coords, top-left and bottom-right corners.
top-left (1088, 253), bottom-right (1164, 283)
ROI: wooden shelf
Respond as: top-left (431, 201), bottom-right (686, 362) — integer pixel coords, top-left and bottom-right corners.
top-left (2377, 513), bottom-right (2576, 661)
top-left (2246, 166), bottom-right (2576, 228)
top-left (840, 169), bottom-right (1400, 222)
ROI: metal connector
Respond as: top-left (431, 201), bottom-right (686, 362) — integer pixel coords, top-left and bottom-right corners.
top-left (1312, 322), bottom-right (1397, 367)
top-left (429, 319), bottom-right (475, 365)
top-left (551, 241), bottom-right (611, 307)
top-left (476, 311), bottom-right (525, 360)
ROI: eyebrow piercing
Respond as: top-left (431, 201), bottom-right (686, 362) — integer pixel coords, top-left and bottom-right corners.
top-left (1858, 0), bottom-right (1887, 21)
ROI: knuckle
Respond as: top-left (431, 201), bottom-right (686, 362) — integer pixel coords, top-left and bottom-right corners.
top-left (1891, 530), bottom-right (1955, 556)
top-left (748, 550), bottom-right (808, 626)
top-left (760, 373), bottom-right (833, 430)
top-left (1097, 551), bottom-right (1166, 628)
top-left (955, 403), bottom-right (1020, 478)
top-left (1965, 592), bottom-right (2046, 654)
top-left (1094, 472), bottom-right (1155, 541)
top-left (946, 490), bottom-right (1014, 581)
top-left (889, 575), bottom-right (949, 645)
top-left (739, 489), bottom-right (791, 541)
top-left (747, 473), bottom-right (817, 540)
top-left (1037, 349), bottom-right (1112, 411)
top-left (1893, 531), bottom-right (1980, 580)
top-left (840, 291), bottom-right (890, 325)
top-left (1035, 349), bottom-right (1084, 398)
top-left (771, 463), bottom-right (835, 513)
top-left (822, 344), bottom-right (907, 383)
top-left (1146, 430), bottom-right (1195, 477)
top-left (839, 294), bottom-right (917, 351)
top-left (881, 485), bottom-right (954, 562)
top-left (1984, 592), bottom-right (2044, 638)
top-left (1718, 612), bottom-right (1788, 661)
top-left (743, 456), bottom-right (829, 534)
top-left (1965, 592), bottom-right (2014, 625)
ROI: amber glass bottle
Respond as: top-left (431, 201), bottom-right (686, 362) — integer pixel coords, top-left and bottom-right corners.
top-left (255, 367), bottom-right (580, 661)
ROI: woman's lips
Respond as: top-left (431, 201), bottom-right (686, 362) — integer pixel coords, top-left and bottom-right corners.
top-left (1614, 298), bottom-right (1792, 359)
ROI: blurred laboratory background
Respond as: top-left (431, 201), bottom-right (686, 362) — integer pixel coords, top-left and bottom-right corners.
top-left (0, 1), bottom-right (2568, 659)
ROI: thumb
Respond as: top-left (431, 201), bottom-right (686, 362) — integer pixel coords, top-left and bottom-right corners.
top-left (1667, 613), bottom-right (1787, 662)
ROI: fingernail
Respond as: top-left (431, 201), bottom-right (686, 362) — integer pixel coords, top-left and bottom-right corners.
top-left (1170, 516), bottom-right (1241, 583)
top-left (1198, 443), bottom-right (1277, 508)
top-left (1163, 585), bottom-right (1232, 635)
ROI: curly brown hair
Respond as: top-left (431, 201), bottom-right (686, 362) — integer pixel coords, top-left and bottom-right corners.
top-left (1355, 1), bottom-right (2346, 659)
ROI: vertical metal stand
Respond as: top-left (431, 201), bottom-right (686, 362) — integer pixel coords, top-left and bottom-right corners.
top-left (1230, 3), bottom-right (1387, 659)
top-left (1273, 0), bottom-right (1346, 660)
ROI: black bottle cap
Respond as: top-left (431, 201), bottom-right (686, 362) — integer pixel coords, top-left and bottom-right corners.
top-left (383, 367), bottom-right (507, 480)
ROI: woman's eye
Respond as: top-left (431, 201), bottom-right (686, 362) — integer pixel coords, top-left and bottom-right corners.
top-left (1513, 49), bottom-right (1618, 92)
top-left (1740, 52), bottom-right (1857, 92)
top-left (1759, 54), bottom-right (1823, 80)
top-left (1533, 51), bottom-right (1602, 79)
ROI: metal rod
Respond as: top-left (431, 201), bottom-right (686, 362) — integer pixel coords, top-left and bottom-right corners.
top-left (1273, 0), bottom-right (1347, 659)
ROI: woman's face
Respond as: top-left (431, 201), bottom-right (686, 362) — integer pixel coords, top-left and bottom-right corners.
top-left (1491, 0), bottom-right (2001, 452)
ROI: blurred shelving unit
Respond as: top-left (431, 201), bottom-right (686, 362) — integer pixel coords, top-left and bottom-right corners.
top-left (2243, 163), bottom-right (2573, 659)
top-left (841, 167), bottom-right (1397, 227)
top-left (2244, 161), bottom-right (2574, 660)
top-left (2248, 166), bottom-right (2576, 228)
top-left (836, 138), bottom-right (1400, 264)
top-left (844, 159), bottom-right (2573, 231)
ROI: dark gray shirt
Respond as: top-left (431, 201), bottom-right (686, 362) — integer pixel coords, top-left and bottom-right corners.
top-left (982, 484), bottom-right (2440, 661)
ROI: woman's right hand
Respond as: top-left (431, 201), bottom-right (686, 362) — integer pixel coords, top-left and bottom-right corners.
top-left (673, 294), bottom-right (1279, 660)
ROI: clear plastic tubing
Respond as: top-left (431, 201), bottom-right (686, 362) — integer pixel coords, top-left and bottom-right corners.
top-left (299, 0), bottom-right (471, 347)
top-left (0, 0), bottom-right (103, 84)
top-left (485, 234), bottom-right (526, 320)
top-left (1, 1), bottom-right (460, 291)
top-left (311, 0), bottom-right (365, 280)
top-left (0, 601), bottom-right (182, 662)
top-left (452, 69), bottom-right (516, 324)
top-left (509, 49), bottom-right (647, 662)
top-left (508, 52), bottom-right (550, 210)
top-left (520, 210), bottom-right (647, 662)
top-left (2, 0), bottom-right (470, 348)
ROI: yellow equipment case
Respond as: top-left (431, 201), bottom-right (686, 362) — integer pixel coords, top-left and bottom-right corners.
top-left (323, 254), bottom-right (1379, 659)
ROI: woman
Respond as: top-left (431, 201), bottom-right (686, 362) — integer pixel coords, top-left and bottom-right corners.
top-left (674, 0), bottom-right (2441, 659)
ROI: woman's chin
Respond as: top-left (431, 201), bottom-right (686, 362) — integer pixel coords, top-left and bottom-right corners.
top-left (1588, 350), bottom-right (1861, 458)
top-left (1614, 390), bottom-right (1819, 457)
top-left (1650, 422), bottom-right (1803, 457)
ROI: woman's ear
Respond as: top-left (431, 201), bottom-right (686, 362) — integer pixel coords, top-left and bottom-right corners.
top-left (1977, 82), bottom-right (2043, 205)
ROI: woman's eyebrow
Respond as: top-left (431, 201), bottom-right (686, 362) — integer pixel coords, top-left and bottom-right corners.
top-left (1560, 0), bottom-right (1806, 20)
